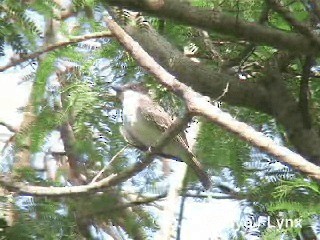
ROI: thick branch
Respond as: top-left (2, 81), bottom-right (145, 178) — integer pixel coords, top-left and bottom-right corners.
top-left (105, 17), bottom-right (320, 180)
top-left (261, 69), bottom-right (320, 163)
top-left (106, 0), bottom-right (320, 54)
top-left (299, 56), bottom-right (313, 129)
top-left (122, 20), bottom-right (320, 163)
top-left (124, 26), bottom-right (271, 114)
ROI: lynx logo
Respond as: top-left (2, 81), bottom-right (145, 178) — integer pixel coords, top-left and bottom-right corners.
top-left (242, 216), bottom-right (302, 230)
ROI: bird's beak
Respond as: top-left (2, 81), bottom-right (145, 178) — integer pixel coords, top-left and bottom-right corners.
top-left (111, 85), bottom-right (123, 93)
top-left (111, 85), bottom-right (125, 102)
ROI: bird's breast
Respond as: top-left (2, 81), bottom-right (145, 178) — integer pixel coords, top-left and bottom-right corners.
top-left (122, 96), bottom-right (140, 124)
top-left (122, 104), bottom-right (161, 146)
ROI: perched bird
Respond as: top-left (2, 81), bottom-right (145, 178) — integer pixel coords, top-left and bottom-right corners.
top-left (112, 83), bottom-right (211, 189)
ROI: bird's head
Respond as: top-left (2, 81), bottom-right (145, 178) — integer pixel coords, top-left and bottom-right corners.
top-left (111, 83), bottom-right (149, 102)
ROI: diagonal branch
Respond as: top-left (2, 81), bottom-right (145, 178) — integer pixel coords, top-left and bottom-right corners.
top-left (0, 121), bottom-right (18, 133)
top-left (90, 145), bottom-right (129, 183)
top-left (105, 17), bottom-right (320, 180)
top-left (123, 25), bottom-right (271, 114)
top-left (121, 16), bottom-right (320, 163)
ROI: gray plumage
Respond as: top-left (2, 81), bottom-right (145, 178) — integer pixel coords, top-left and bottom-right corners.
top-left (113, 84), bottom-right (211, 189)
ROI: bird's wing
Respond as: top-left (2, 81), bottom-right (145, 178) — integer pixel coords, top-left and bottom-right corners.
top-left (139, 98), bottom-right (190, 150)
top-left (139, 98), bottom-right (211, 189)
top-left (138, 98), bottom-right (171, 133)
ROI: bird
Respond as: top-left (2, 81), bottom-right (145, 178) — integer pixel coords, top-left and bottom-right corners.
top-left (112, 83), bottom-right (211, 189)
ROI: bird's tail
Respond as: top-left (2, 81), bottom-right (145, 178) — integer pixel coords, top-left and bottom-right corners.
top-left (184, 154), bottom-right (212, 190)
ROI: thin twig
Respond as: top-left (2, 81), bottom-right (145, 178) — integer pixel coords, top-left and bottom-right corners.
top-left (0, 122), bottom-right (18, 133)
top-left (214, 82), bottom-right (229, 101)
top-left (176, 191), bottom-right (187, 240)
top-left (90, 145), bottom-right (128, 183)
top-left (0, 31), bottom-right (113, 72)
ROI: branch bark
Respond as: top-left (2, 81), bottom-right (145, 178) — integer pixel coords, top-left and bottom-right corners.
top-left (121, 19), bottom-right (320, 164)
top-left (123, 25), bottom-right (271, 113)
top-left (105, 17), bottom-right (320, 180)
top-left (106, 0), bottom-right (320, 54)
top-left (299, 56), bottom-right (313, 129)
top-left (2, 13), bottom-right (320, 197)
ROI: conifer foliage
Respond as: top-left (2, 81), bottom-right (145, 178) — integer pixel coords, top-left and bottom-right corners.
top-left (0, 0), bottom-right (319, 239)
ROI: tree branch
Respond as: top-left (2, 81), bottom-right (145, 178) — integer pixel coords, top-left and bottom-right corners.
top-left (105, 17), bottom-right (320, 180)
top-left (0, 121), bottom-right (18, 133)
top-left (267, 0), bottom-right (320, 45)
top-left (0, 31), bottom-right (113, 72)
top-left (106, 0), bottom-right (320, 54)
top-left (0, 111), bottom-right (192, 196)
top-left (299, 56), bottom-right (313, 129)
top-left (176, 192), bottom-right (186, 240)
top-left (124, 25), bottom-right (271, 114)
top-left (90, 145), bottom-right (128, 183)
top-left (121, 16), bottom-right (320, 163)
